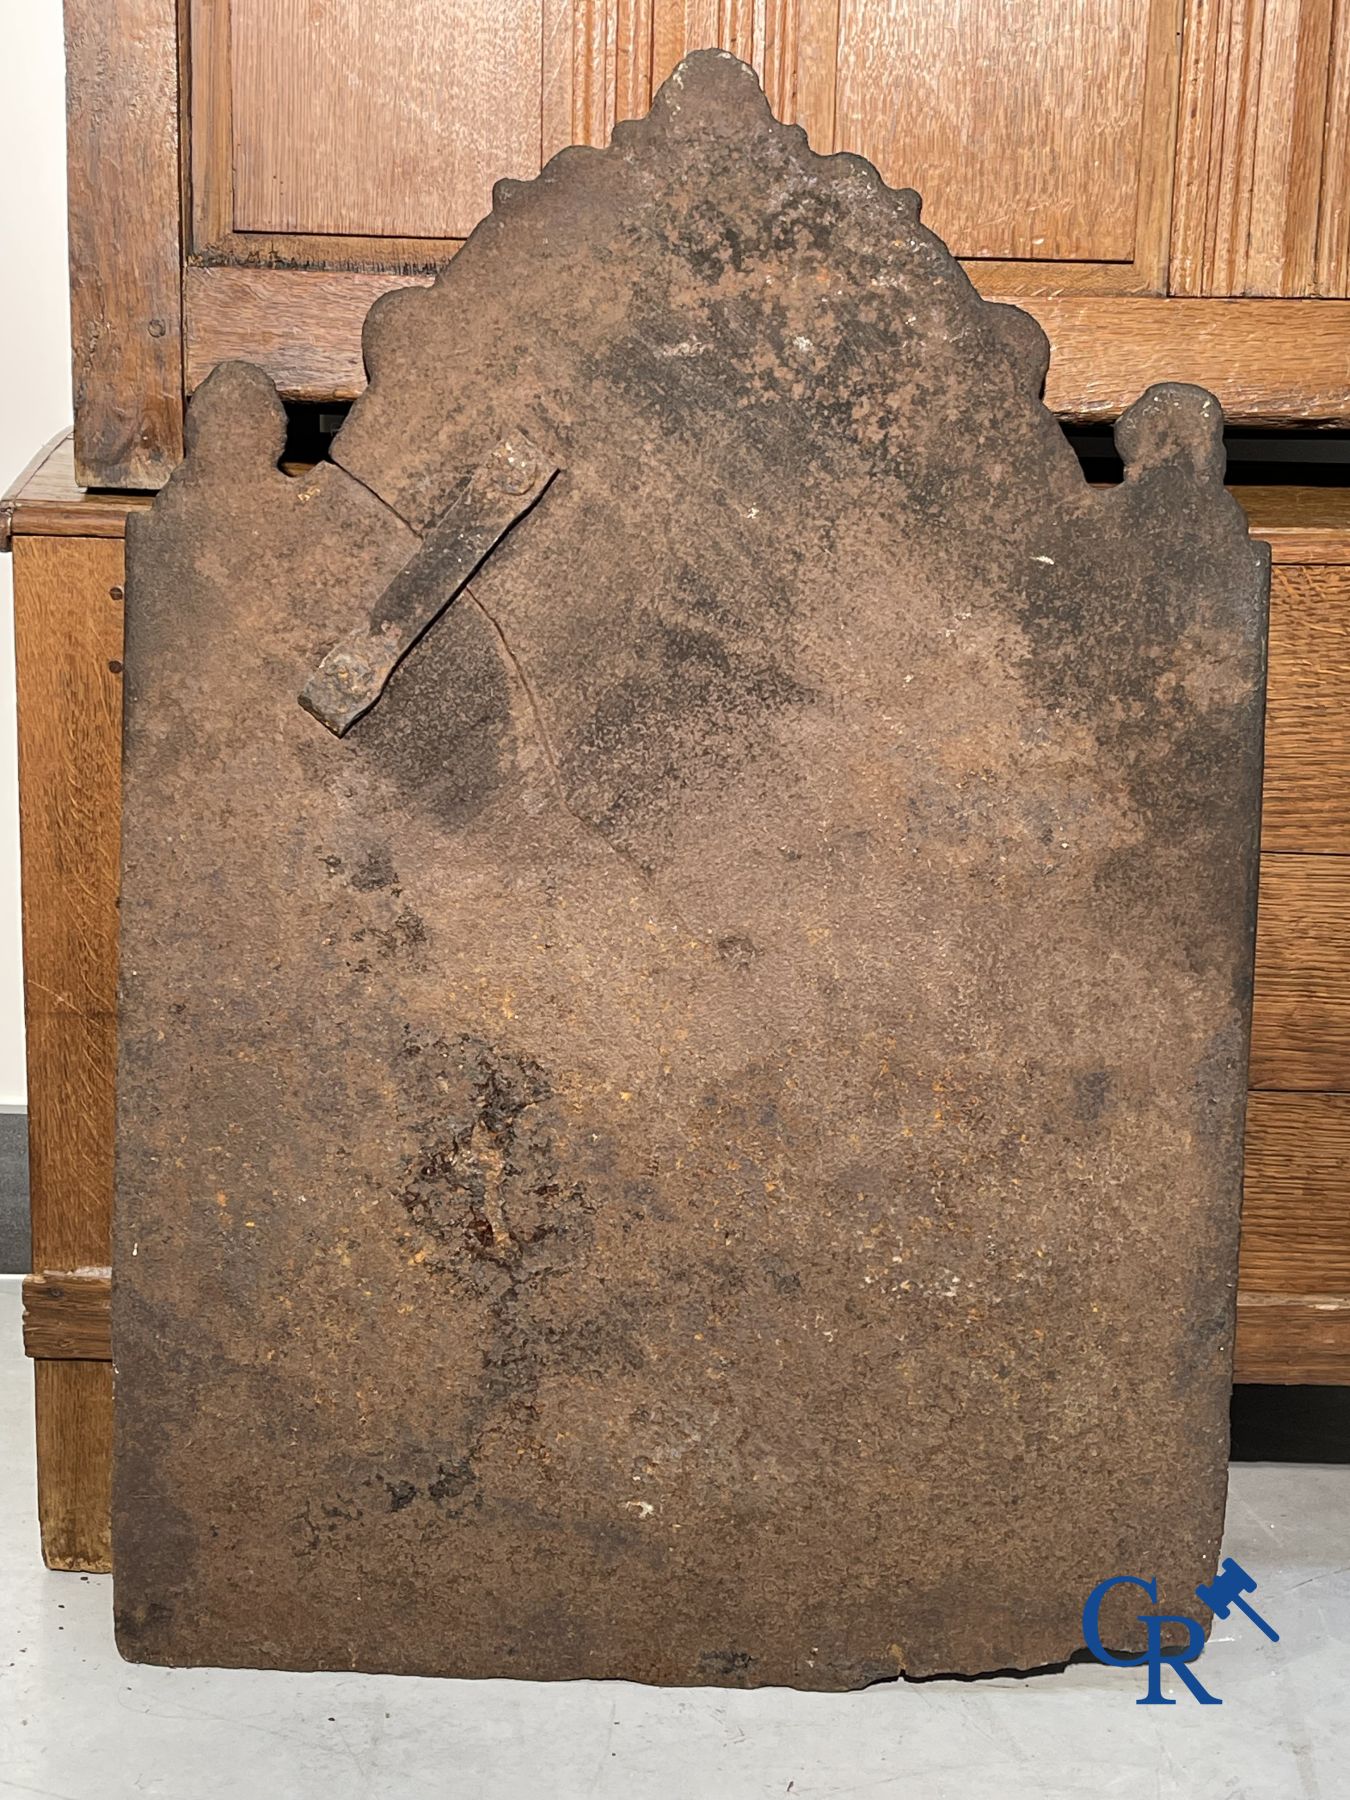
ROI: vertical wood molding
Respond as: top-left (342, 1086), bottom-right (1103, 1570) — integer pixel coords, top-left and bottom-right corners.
top-left (619, 0), bottom-right (656, 120)
top-left (759, 0), bottom-right (802, 121)
top-left (649, 0), bottom-right (800, 113)
top-left (14, 534), bottom-right (125, 1573)
top-left (187, 0), bottom-right (236, 252)
top-left (1276, 0), bottom-right (1337, 291)
top-left (1317, 0), bottom-right (1350, 294)
top-left (1172, 0), bottom-right (1254, 295)
top-left (792, 0), bottom-right (839, 143)
top-left (64, 0), bottom-right (184, 488)
top-left (1171, 0), bottom-right (1337, 295)
top-left (578, 0), bottom-right (619, 140)
top-left (544, 1), bottom-right (654, 157)
top-left (1133, 0), bottom-right (1187, 291)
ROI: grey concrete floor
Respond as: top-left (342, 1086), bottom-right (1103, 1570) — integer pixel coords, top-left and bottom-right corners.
top-left (1, 1277), bottom-right (1346, 1800)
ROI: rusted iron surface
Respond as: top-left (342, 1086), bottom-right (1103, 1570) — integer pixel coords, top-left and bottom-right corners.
top-left (300, 435), bottom-right (559, 735)
top-left (114, 52), bottom-right (1268, 1688)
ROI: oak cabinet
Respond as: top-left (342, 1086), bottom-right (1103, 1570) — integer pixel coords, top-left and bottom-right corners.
top-left (67, 0), bottom-right (1350, 489)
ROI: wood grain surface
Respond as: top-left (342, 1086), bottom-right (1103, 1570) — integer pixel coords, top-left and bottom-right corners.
top-left (231, 0), bottom-right (543, 239)
top-left (1232, 485), bottom-right (1350, 561)
top-left (64, 0), bottom-right (182, 488)
top-left (1171, 0), bottom-right (1339, 296)
top-left (33, 1361), bottom-right (113, 1571)
top-left (1232, 1293), bottom-right (1350, 1382)
top-left (185, 267), bottom-right (437, 402)
top-left (1024, 297), bottom-right (1350, 423)
top-left (1318, 0), bottom-right (1350, 295)
top-left (13, 537), bottom-right (124, 1276)
top-left (543, 0), bottom-right (654, 157)
top-left (13, 536), bottom-right (124, 1570)
top-left (183, 267), bottom-right (1350, 425)
top-left (1251, 853), bottom-right (1350, 1090)
top-left (1240, 1092), bottom-right (1350, 1293)
top-left (22, 1273), bottom-right (113, 1361)
top-left (652, 0), bottom-right (755, 89)
top-left (0, 431), bottom-right (71, 552)
top-left (1, 435), bottom-right (151, 548)
top-left (1263, 566), bottom-right (1350, 850)
top-left (834, 0), bottom-right (1164, 265)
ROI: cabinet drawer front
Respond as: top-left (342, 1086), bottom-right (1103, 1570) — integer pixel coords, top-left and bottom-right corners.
top-left (1252, 854), bottom-right (1350, 1089)
top-left (1263, 565), bottom-right (1350, 850)
top-left (1241, 1091), bottom-right (1350, 1292)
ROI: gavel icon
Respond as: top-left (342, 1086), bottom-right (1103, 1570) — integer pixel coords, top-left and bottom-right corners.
top-left (1194, 1557), bottom-right (1279, 1642)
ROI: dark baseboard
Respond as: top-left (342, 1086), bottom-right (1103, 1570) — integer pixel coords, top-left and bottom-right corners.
top-left (0, 1108), bottom-right (29, 1274)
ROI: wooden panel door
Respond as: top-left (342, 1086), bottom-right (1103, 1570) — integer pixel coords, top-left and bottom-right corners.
top-left (191, 0), bottom-right (1185, 291)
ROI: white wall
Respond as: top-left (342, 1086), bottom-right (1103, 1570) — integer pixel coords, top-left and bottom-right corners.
top-left (0, 0), bottom-right (72, 1105)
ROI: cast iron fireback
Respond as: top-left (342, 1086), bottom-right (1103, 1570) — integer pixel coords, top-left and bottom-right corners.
top-left (112, 51), bottom-right (1268, 1688)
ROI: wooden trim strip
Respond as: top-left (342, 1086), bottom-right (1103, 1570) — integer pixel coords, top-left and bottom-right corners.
top-left (0, 430), bottom-right (72, 553)
top-left (187, 0), bottom-right (234, 253)
top-left (184, 270), bottom-right (1350, 425)
top-left (1230, 489), bottom-right (1350, 563)
top-left (1233, 1292), bottom-right (1350, 1383)
top-left (1247, 529), bottom-right (1350, 566)
top-left (6, 446), bottom-right (1349, 558)
top-left (1, 436), bottom-right (152, 545)
top-left (185, 266), bottom-right (437, 403)
top-left (1027, 297), bottom-right (1350, 424)
top-left (22, 1272), bottom-right (112, 1362)
top-left (1319, 0), bottom-right (1350, 295)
